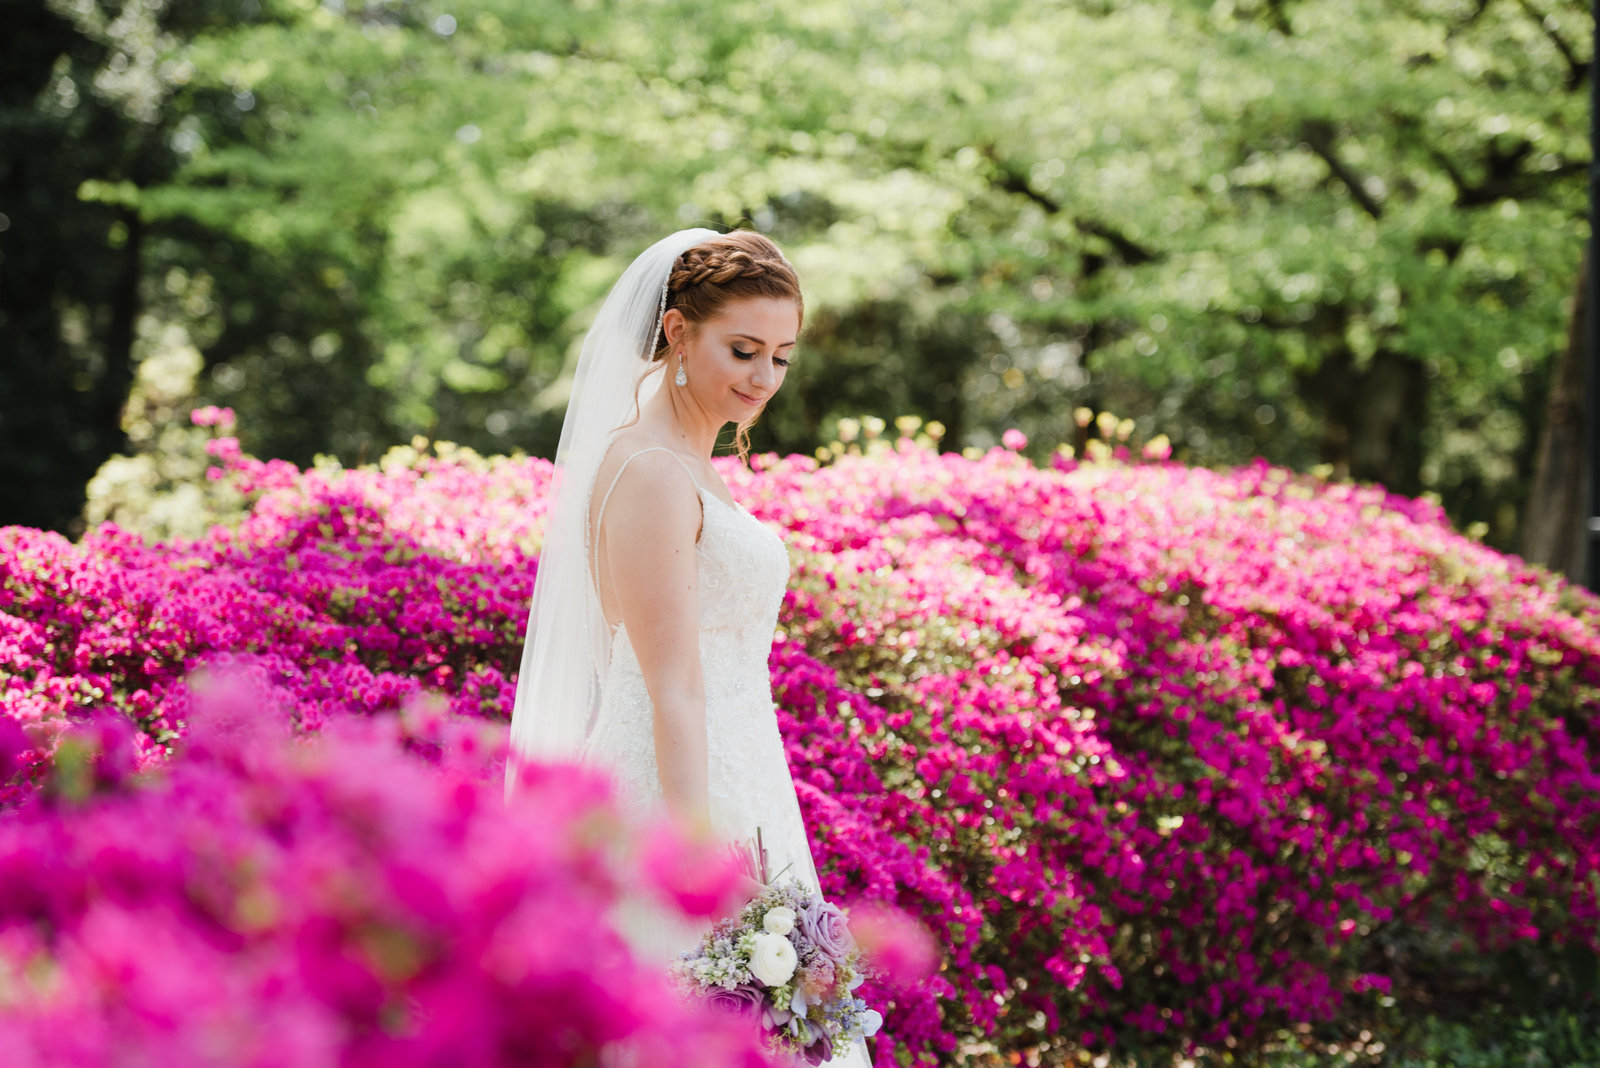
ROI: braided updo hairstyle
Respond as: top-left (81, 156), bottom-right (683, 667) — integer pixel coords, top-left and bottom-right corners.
top-left (641, 229), bottom-right (803, 461)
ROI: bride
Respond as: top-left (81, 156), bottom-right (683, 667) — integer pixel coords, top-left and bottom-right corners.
top-left (504, 228), bottom-right (875, 1067)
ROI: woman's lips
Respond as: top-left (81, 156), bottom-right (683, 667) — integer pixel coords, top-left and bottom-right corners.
top-left (734, 389), bottom-right (764, 405)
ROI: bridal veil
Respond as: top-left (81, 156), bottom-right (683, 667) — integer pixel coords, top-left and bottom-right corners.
top-left (503, 227), bottom-right (720, 804)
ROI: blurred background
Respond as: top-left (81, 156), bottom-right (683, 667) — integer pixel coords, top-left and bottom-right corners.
top-left (1, 0), bottom-right (1589, 566)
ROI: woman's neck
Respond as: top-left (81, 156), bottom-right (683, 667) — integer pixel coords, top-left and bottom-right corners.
top-left (641, 381), bottom-right (724, 458)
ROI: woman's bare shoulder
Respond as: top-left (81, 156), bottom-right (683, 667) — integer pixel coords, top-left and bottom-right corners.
top-left (596, 428), bottom-right (695, 493)
top-left (593, 432), bottom-right (703, 542)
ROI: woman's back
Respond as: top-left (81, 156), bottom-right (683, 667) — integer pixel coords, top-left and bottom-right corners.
top-left (581, 429), bottom-right (793, 814)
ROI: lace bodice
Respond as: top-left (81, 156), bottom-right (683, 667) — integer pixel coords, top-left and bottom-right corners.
top-left (580, 443), bottom-right (875, 1068)
top-left (581, 448), bottom-right (792, 822)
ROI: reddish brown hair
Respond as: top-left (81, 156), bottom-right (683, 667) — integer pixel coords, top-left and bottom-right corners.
top-left (640, 229), bottom-right (804, 461)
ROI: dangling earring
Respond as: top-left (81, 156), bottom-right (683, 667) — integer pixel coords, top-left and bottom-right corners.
top-left (674, 351), bottom-right (688, 387)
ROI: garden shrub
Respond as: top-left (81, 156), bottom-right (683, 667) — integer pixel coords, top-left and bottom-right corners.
top-left (2, 409), bottom-right (1596, 1065)
top-left (0, 664), bottom-right (771, 1066)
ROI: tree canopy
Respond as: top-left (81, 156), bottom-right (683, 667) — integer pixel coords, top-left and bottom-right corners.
top-left (2, 0), bottom-right (1589, 547)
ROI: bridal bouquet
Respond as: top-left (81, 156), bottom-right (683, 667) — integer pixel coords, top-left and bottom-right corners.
top-left (668, 829), bottom-right (883, 1065)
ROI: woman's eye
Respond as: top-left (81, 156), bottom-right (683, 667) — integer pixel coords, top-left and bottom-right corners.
top-left (732, 347), bottom-right (789, 367)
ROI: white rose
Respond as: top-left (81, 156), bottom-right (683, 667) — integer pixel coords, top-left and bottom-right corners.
top-left (747, 931), bottom-right (798, 986)
top-left (762, 906), bottom-right (797, 936)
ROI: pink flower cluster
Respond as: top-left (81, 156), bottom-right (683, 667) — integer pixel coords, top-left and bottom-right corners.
top-left (189, 406), bottom-right (236, 429)
top-left (2, 424), bottom-right (1597, 1063)
top-left (0, 662), bottom-right (771, 1066)
top-left (732, 441), bottom-right (1600, 1056)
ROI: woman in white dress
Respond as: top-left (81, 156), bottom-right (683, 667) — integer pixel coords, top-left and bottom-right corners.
top-left (504, 228), bottom-right (874, 1067)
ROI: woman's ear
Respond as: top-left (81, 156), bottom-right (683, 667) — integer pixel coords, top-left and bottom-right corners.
top-left (662, 308), bottom-right (688, 348)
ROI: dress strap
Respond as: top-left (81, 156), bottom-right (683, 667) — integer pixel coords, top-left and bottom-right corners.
top-left (591, 447), bottom-right (703, 585)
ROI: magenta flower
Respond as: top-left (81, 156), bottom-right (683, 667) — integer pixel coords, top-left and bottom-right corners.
top-left (0, 675), bottom-right (773, 1067)
top-left (3, 420), bottom-right (1596, 1066)
top-left (639, 815), bottom-right (748, 919)
top-left (189, 405), bottom-right (236, 429)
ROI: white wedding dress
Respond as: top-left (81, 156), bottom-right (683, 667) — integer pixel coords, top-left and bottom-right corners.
top-left (579, 442), bottom-right (874, 1067)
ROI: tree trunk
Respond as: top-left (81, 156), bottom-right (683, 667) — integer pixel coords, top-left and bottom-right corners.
top-left (0, 7), bottom-right (142, 537)
top-left (1519, 249), bottom-right (1588, 581)
top-left (1300, 347), bottom-right (1429, 496)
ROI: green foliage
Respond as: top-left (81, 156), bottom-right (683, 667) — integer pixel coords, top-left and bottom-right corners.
top-left (82, 320), bottom-right (249, 539)
top-left (1243, 996), bottom-right (1600, 1068)
top-left (1374, 1009), bottom-right (1600, 1068)
top-left (3, 0), bottom-right (1587, 547)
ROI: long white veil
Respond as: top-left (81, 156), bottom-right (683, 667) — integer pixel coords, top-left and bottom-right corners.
top-left (504, 228), bottom-right (720, 804)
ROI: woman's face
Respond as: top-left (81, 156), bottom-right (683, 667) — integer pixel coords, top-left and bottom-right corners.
top-left (671, 296), bottom-right (799, 423)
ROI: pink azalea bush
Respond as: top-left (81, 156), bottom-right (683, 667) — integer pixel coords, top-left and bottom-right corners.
top-left (0, 661), bottom-right (773, 1066)
top-left (2, 408), bottom-right (1597, 1064)
top-left (748, 438), bottom-right (1600, 1058)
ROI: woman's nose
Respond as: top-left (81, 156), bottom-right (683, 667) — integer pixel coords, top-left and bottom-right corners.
top-left (752, 359), bottom-right (777, 390)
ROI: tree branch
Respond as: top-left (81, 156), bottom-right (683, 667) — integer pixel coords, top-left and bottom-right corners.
top-left (1424, 135), bottom-right (1580, 208)
top-left (1423, 142), bottom-right (1474, 206)
top-left (1512, 0), bottom-right (1588, 91)
top-left (1443, 0), bottom-right (1494, 43)
top-left (1300, 119), bottom-right (1384, 220)
top-left (988, 158), bottom-right (1064, 216)
top-left (1263, 0), bottom-right (1294, 36)
top-left (978, 146), bottom-right (1161, 268)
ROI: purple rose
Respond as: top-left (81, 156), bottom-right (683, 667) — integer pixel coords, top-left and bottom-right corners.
top-left (797, 899), bottom-right (855, 963)
top-left (703, 983), bottom-right (763, 1019)
top-left (800, 1030), bottom-right (834, 1065)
